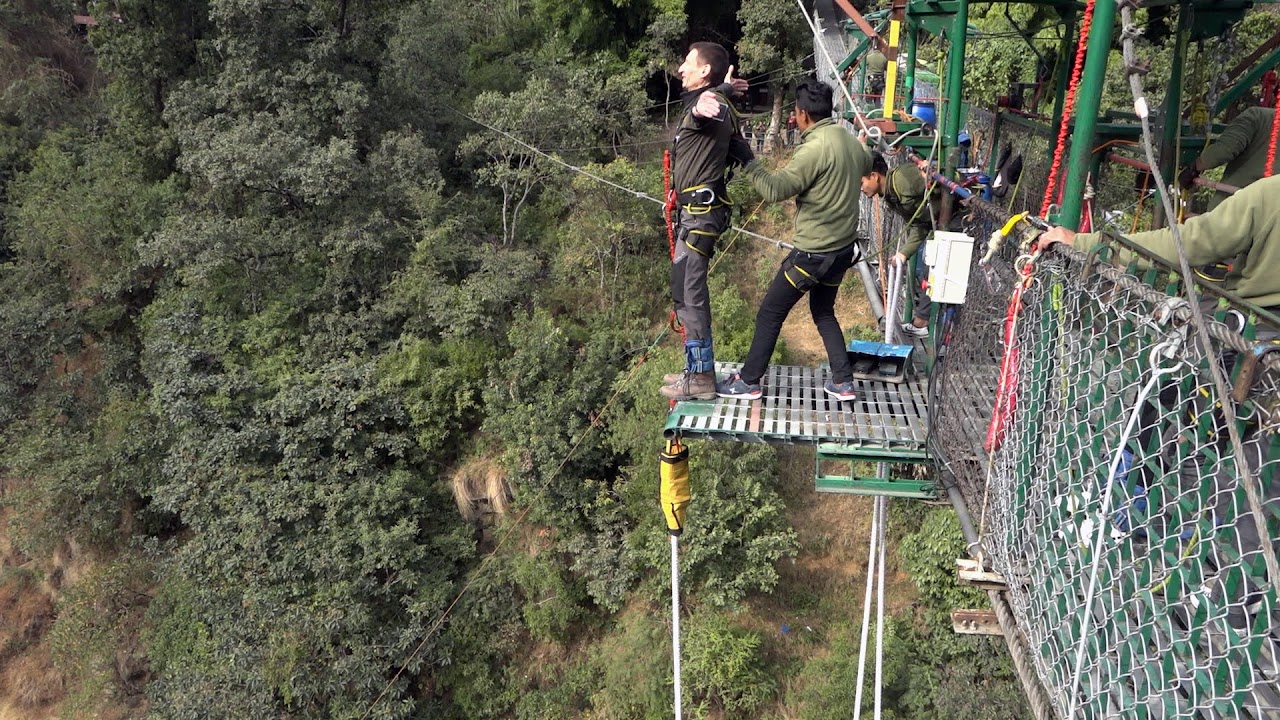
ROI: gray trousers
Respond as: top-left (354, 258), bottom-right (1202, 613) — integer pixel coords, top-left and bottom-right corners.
top-left (670, 206), bottom-right (731, 342)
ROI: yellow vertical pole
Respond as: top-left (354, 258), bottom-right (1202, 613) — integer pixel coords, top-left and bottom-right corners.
top-left (883, 19), bottom-right (901, 119)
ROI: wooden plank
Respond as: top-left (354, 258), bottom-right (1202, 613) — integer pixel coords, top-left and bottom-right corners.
top-left (956, 558), bottom-right (1009, 589)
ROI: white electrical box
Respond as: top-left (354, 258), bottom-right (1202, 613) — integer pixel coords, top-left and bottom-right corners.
top-left (923, 230), bottom-right (974, 305)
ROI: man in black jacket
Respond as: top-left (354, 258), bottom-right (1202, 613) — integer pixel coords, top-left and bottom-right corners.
top-left (660, 41), bottom-right (743, 401)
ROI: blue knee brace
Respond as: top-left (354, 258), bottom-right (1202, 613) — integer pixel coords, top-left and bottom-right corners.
top-left (684, 338), bottom-right (715, 374)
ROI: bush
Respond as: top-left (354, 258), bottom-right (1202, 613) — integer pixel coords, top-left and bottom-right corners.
top-left (683, 610), bottom-right (776, 715)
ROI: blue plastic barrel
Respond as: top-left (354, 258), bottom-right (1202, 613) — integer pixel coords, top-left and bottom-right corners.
top-left (911, 101), bottom-right (937, 126)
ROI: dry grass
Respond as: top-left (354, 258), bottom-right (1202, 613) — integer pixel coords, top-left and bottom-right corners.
top-left (2, 648), bottom-right (64, 710)
top-left (449, 455), bottom-right (512, 522)
top-left (0, 572), bottom-right (53, 660)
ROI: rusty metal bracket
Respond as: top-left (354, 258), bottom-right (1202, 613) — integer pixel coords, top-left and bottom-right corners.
top-left (1232, 340), bottom-right (1280, 404)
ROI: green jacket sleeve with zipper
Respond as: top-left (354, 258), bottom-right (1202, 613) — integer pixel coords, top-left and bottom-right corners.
top-left (1074, 175), bottom-right (1280, 308)
top-left (887, 165), bottom-right (932, 259)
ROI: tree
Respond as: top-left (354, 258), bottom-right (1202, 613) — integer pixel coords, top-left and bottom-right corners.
top-left (738, 0), bottom-right (810, 146)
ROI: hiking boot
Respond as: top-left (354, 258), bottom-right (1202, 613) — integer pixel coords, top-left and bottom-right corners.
top-left (900, 322), bottom-right (928, 339)
top-left (662, 371), bottom-right (689, 385)
top-left (824, 379), bottom-right (858, 402)
top-left (660, 371), bottom-right (716, 401)
top-left (715, 373), bottom-right (763, 400)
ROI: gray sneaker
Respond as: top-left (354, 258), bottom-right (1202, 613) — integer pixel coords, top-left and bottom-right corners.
top-left (900, 322), bottom-right (928, 339)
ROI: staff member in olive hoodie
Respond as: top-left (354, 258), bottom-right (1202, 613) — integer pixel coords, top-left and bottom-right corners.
top-left (717, 78), bottom-right (872, 401)
top-left (1179, 105), bottom-right (1277, 210)
top-left (1038, 175), bottom-right (1280, 322)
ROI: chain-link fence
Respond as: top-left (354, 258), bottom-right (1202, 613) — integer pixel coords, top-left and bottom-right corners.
top-left (933, 172), bottom-right (1280, 720)
top-left (817, 26), bottom-right (1280, 715)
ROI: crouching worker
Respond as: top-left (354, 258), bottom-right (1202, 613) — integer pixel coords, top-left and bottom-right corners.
top-left (716, 78), bottom-right (871, 402)
top-left (860, 151), bottom-right (934, 338)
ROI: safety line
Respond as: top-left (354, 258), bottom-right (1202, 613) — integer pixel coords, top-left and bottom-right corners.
top-left (447, 104), bottom-right (796, 250)
top-left (793, 0), bottom-right (874, 137)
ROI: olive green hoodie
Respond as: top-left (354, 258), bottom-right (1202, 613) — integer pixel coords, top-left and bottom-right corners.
top-left (1199, 107), bottom-right (1276, 192)
top-left (1075, 174), bottom-right (1280, 309)
top-left (742, 118), bottom-right (871, 253)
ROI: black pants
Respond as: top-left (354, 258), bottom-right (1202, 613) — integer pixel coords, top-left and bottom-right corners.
top-left (740, 244), bottom-right (859, 384)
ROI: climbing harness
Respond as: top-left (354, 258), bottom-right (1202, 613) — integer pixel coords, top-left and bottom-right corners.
top-left (675, 183), bottom-right (728, 211)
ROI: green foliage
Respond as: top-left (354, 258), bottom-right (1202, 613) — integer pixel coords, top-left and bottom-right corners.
top-left (626, 444), bottom-right (799, 609)
top-left (511, 551), bottom-right (589, 642)
top-left (0, 0), bottom-right (1146, 715)
top-left (889, 507), bottom-right (1030, 719)
top-left (378, 336), bottom-right (495, 465)
top-left (587, 610), bottom-right (674, 720)
top-left (49, 554), bottom-right (154, 716)
top-left (513, 657), bottom-right (600, 720)
top-left (4, 393), bottom-right (168, 555)
top-left (683, 610), bottom-right (776, 714)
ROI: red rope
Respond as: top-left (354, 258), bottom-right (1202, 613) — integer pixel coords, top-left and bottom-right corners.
top-left (1040, 0), bottom-right (1097, 217)
top-left (663, 150), bottom-right (685, 406)
top-left (664, 150), bottom-right (676, 260)
top-left (664, 151), bottom-right (684, 339)
top-left (1266, 106), bottom-right (1280, 178)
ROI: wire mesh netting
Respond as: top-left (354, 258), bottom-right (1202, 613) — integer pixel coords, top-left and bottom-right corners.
top-left (933, 116), bottom-right (1280, 718)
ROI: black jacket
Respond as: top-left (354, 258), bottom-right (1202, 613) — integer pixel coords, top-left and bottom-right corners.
top-left (671, 84), bottom-right (738, 194)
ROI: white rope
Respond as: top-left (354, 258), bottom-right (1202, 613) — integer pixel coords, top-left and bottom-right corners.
top-left (671, 535), bottom-right (683, 720)
top-left (1065, 340), bottom-right (1184, 715)
top-left (873, 496), bottom-right (887, 720)
top-left (883, 259), bottom-right (905, 344)
top-left (852, 490), bottom-right (880, 719)
top-left (793, 0), bottom-right (874, 136)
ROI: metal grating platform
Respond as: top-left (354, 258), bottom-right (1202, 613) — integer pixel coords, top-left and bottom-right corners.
top-left (663, 362), bottom-right (930, 454)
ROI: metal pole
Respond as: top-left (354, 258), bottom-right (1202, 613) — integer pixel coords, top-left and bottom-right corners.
top-left (1057, 0), bottom-right (1117, 230)
top-left (1049, 10), bottom-right (1076, 148)
top-left (942, 0), bottom-right (970, 176)
top-left (855, 259), bottom-right (887, 324)
top-left (1154, 9), bottom-right (1190, 228)
top-left (671, 536), bottom-right (682, 720)
top-left (904, 20), bottom-right (917, 110)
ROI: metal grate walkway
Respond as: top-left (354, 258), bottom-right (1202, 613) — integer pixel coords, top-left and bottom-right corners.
top-left (663, 362), bottom-right (929, 454)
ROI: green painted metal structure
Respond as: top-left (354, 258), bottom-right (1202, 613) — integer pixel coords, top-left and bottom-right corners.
top-left (831, 0), bottom-right (1275, 229)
